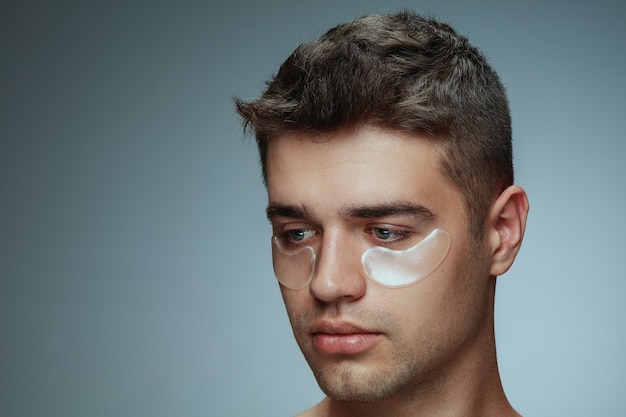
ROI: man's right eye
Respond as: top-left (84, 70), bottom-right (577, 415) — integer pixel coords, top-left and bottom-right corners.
top-left (286, 229), bottom-right (315, 242)
top-left (273, 228), bottom-right (317, 251)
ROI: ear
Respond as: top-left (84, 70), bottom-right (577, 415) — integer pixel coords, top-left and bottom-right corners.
top-left (487, 185), bottom-right (529, 277)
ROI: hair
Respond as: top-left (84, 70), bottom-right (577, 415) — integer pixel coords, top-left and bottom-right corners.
top-left (235, 10), bottom-right (513, 239)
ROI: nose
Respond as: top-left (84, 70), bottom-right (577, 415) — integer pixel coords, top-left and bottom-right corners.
top-left (308, 232), bottom-right (367, 303)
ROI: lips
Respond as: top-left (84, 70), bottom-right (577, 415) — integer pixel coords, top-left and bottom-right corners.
top-left (311, 321), bottom-right (383, 355)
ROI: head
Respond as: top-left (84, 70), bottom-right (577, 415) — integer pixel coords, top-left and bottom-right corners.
top-left (235, 10), bottom-right (527, 407)
top-left (236, 10), bottom-right (513, 239)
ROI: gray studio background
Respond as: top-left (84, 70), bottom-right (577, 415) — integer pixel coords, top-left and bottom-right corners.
top-left (1, 1), bottom-right (625, 416)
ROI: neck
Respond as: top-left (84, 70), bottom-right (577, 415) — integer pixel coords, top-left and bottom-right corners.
top-left (320, 355), bottom-right (516, 417)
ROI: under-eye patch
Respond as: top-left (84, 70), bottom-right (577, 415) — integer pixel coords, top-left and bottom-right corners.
top-left (271, 228), bottom-right (451, 290)
top-left (361, 228), bottom-right (451, 287)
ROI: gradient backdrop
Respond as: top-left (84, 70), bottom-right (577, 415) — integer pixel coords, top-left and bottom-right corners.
top-left (2, 1), bottom-right (625, 416)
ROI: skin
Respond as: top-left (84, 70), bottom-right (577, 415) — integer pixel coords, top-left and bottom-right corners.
top-left (265, 125), bottom-right (528, 417)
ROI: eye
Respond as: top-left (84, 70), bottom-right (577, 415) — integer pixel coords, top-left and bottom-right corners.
top-left (371, 227), bottom-right (410, 243)
top-left (274, 227), bottom-right (317, 250)
top-left (287, 229), bottom-right (315, 242)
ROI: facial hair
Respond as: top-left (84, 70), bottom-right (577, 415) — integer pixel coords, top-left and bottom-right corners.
top-left (286, 304), bottom-right (445, 403)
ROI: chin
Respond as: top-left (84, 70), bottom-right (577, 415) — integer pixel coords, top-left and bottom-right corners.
top-left (318, 379), bottom-right (396, 403)
top-left (311, 361), bottom-right (414, 403)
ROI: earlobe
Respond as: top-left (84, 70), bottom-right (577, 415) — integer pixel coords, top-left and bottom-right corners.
top-left (488, 185), bottom-right (529, 277)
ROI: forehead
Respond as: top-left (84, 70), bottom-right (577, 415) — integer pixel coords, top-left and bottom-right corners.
top-left (265, 126), bottom-right (461, 216)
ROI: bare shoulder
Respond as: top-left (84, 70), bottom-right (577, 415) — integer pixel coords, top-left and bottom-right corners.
top-left (294, 406), bottom-right (317, 417)
top-left (294, 401), bottom-right (324, 417)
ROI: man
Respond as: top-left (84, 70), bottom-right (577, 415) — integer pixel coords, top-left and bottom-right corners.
top-left (236, 10), bottom-right (528, 417)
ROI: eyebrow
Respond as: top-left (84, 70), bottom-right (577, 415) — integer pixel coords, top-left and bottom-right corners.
top-left (266, 201), bottom-right (435, 222)
top-left (340, 202), bottom-right (435, 220)
top-left (266, 203), bottom-right (312, 221)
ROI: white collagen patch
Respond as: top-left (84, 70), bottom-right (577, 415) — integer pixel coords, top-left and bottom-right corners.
top-left (361, 228), bottom-right (451, 288)
top-left (272, 238), bottom-right (316, 290)
top-left (272, 228), bottom-right (451, 290)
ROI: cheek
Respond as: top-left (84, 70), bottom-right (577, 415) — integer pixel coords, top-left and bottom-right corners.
top-left (279, 288), bottom-right (313, 325)
top-left (381, 250), bottom-right (475, 332)
top-left (279, 287), bottom-right (298, 312)
top-left (422, 245), bottom-right (492, 334)
top-left (384, 281), bottom-right (447, 329)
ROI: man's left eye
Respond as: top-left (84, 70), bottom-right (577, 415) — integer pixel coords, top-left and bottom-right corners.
top-left (373, 228), bottom-right (405, 241)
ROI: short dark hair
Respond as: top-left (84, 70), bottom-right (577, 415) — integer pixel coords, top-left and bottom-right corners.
top-left (236, 10), bottom-right (513, 238)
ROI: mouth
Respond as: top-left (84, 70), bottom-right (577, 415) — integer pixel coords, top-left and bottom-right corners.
top-left (311, 321), bottom-right (383, 355)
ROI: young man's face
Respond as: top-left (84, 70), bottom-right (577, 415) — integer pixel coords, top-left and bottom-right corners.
top-left (265, 126), bottom-right (495, 402)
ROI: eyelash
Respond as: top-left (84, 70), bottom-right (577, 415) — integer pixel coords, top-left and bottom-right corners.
top-left (286, 229), bottom-right (316, 242)
top-left (367, 227), bottom-right (412, 245)
top-left (273, 225), bottom-right (412, 248)
top-left (274, 227), bottom-right (317, 249)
